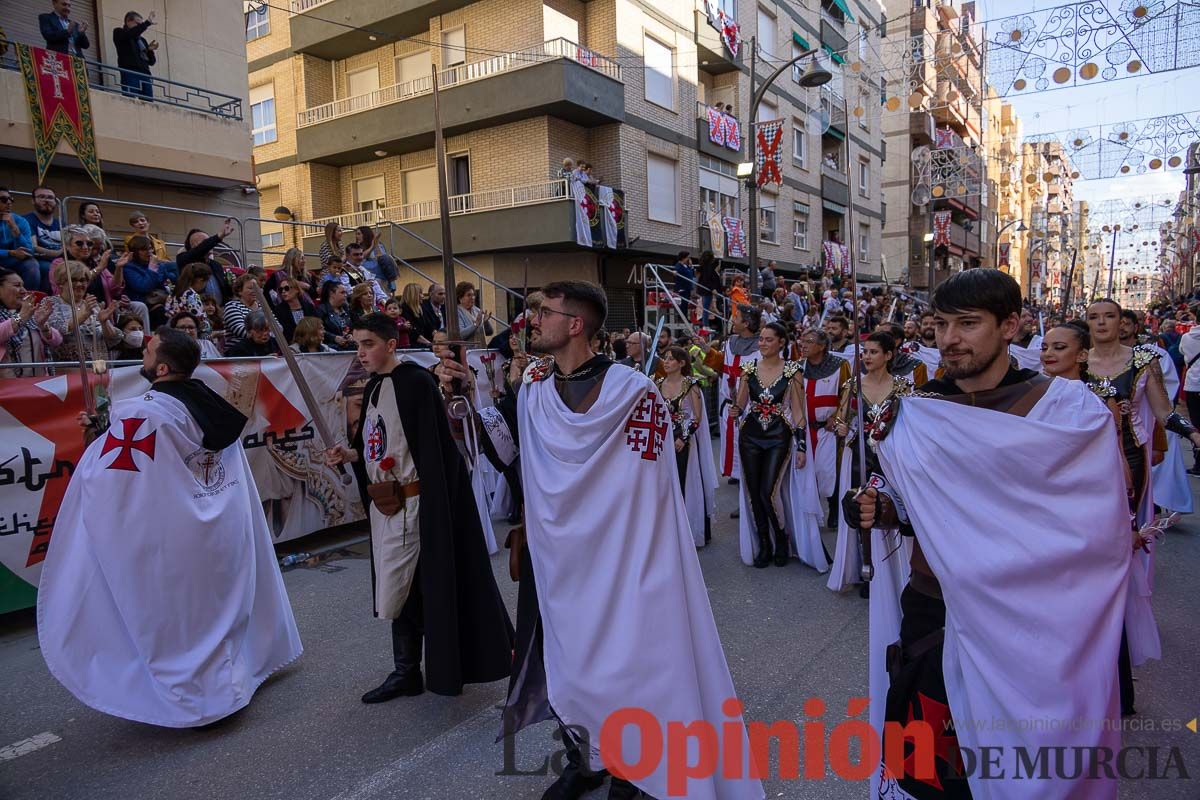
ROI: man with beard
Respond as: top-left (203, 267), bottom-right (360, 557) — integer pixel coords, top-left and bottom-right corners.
top-left (823, 314), bottom-right (854, 360)
top-left (41, 328), bottom-right (303, 727)
top-left (902, 317), bottom-right (920, 344)
top-left (1008, 306), bottom-right (1043, 370)
top-left (327, 314), bottom-right (513, 703)
top-left (719, 309), bottom-right (761, 484)
top-left (848, 271), bottom-right (1130, 799)
top-left (438, 282), bottom-right (763, 800)
top-left (801, 328), bottom-right (851, 527)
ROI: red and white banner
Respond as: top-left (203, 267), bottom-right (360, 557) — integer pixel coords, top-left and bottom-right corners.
top-left (933, 210), bottom-right (953, 246)
top-left (0, 354), bottom-right (371, 612)
top-left (723, 216), bottom-right (747, 257)
top-left (755, 119), bottom-right (784, 188)
top-left (998, 242), bottom-right (1011, 267)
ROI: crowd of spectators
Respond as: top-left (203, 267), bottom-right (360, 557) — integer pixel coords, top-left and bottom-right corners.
top-left (0, 187), bottom-right (498, 376)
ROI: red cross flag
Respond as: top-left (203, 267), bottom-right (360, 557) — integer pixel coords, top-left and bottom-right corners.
top-left (755, 119), bottom-right (784, 188)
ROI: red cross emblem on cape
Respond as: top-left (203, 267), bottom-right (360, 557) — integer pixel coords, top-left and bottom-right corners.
top-left (805, 376), bottom-right (840, 451)
top-left (624, 391), bottom-right (668, 461)
top-left (580, 191), bottom-right (596, 219)
top-left (100, 417), bottom-right (157, 472)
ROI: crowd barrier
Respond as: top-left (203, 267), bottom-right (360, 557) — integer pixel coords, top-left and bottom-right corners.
top-left (0, 348), bottom-right (464, 614)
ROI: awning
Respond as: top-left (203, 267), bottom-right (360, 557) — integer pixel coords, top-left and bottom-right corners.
top-left (823, 199), bottom-right (847, 215)
top-left (822, 45), bottom-right (846, 64)
top-left (793, 32), bottom-right (812, 51)
top-left (826, 127), bottom-right (846, 141)
top-left (831, 0), bottom-right (855, 22)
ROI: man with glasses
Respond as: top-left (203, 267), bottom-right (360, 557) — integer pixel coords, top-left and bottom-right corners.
top-left (24, 187), bottom-right (60, 292)
top-left (0, 188), bottom-right (41, 293)
top-left (437, 282), bottom-right (763, 800)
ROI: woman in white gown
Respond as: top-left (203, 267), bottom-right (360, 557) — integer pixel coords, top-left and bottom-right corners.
top-left (656, 346), bottom-right (718, 547)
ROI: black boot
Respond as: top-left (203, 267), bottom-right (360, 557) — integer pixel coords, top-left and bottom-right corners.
top-left (362, 617), bottom-right (424, 703)
top-left (752, 527), bottom-right (773, 568)
top-left (772, 525), bottom-right (789, 567)
top-left (607, 777), bottom-right (644, 799)
top-left (542, 739), bottom-right (605, 800)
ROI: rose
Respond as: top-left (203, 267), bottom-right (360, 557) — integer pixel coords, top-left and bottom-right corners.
top-left (379, 456), bottom-right (396, 471)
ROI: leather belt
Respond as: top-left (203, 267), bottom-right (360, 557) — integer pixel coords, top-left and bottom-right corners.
top-left (399, 479), bottom-right (421, 499)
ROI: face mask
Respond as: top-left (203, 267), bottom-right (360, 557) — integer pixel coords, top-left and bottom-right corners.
top-left (125, 329), bottom-right (145, 348)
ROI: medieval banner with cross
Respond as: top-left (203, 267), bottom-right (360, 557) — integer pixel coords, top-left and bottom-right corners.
top-left (933, 210), bottom-right (953, 246)
top-left (754, 119), bottom-right (784, 188)
top-left (16, 43), bottom-right (102, 189)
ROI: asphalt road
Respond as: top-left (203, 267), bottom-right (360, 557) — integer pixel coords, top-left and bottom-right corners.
top-left (2, 457), bottom-right (1199, 799)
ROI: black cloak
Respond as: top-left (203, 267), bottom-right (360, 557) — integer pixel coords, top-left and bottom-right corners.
top-left (352, 363), bottom-right (514, 696)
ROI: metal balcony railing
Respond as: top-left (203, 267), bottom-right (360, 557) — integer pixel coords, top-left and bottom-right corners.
top-left (289, 0), bottom-right (336, 12)
top-left (0, 44), bottom-right (242, 119)
top-left (297, 38), bottom-right (621, 128)
top-left (305, 179), bottom-right (571, 230)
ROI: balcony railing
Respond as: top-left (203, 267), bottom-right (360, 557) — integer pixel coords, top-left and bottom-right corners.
top-left (297, 38), bottom-right (621, 128)
top-left (306, 179), bottom-right (570, 230)
top-left (819, 86), bottom-right (847, 130)
top-left (0, 45), bottom-right (242, 119)
top-left (290, 0), bottom-right (336, 12)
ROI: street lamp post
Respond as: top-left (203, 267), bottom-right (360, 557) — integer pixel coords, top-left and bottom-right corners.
top-left (743, 37), bottom-right (831, 297)
top-left (1104, 223), bottom-right (1122, 297)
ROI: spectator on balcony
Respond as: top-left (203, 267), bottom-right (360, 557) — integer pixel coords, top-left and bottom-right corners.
top-left (113, 10), bottom-right (157, 99)
top-left (0, 267), bottom-right (61, 377)
top-left (823, 151), bottom-right (839, 172)
top-left (759, 260), bottom-right (778, 295)
top-left (344, 243), bottom-right (389, 305)
top-left (0, 188), bottom-right (40, 293)
top-left (226, 311), bottom-right (280, 357)
top-left (222, 274), bottom-right (260, 349)
top-left (348, 282), bottom-right (377, 328)
top-left (24, 186), bottom-right (60, 293)
top-left (455, 281), bottom-right (493, 344)
top-left (355, 226), bottom-right (398, 293)
top-left (40, 0), bottom-right (90, 57)
top-left (696, 249), bottom-right (722, 327)
top-left (169, 310), bottom-right (221, 359)
top-left (319, 281), bottom-right (354, 350)
top-left (561, 158), bottom-right (575, 181)
top-left (319, 222), bottom-right (343, 268)
top-left (125, 210), bottom-right (168, 260)
top-left (177, 220), bottom-right (236, 303)
top-left (270, 275), bottom-right (320, 344)
top-left (165, 263), bottom-right (213, 336)
top-left (400, 282), bottom-right (431, 347)
top-left (420, 282), bottom-right (447, 336)
top-left (291, 316), bottom-right (335, 354)
top-left (673, 250), bottom-right (695, 300)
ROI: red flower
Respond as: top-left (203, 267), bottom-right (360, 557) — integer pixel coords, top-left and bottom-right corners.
top-left (379, 456), bottom-right (396, 471)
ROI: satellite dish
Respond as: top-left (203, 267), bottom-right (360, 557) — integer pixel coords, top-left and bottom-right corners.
top-left (911, 184), bottom-right (932, 206)
top-left (911, 145), bottom-right (931, 164)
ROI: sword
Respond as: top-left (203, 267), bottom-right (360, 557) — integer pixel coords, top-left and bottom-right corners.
top-left (252, 284), bottom-right (354, 487)
top-left (646, 315), bottom-right (667, 376)
top-left (520, 256), bottom-right (530, 355)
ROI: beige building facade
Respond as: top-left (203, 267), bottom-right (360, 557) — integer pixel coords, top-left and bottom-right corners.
top-left (1, 0), bottom-right (256, 250)
top-left (247, 0), bottom-right (886, 322)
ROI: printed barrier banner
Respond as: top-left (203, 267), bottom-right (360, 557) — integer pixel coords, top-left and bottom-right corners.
top-left (0, 354), bottom-right (374, 613)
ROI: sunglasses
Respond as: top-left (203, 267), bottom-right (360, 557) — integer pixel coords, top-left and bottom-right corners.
top-left (279, 284), bottom-right (293, 291)
top-left (0, 196), bottom-right (12, 203)
top-left (70, 240), bottom-right (88, 247)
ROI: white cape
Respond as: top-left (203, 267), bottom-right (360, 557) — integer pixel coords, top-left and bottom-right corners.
top-left (682, 403), bottom-right (719, 547)
top-left (38, 390), bottom-right (302, 727)
top-left (1008, 335), bottom-right (1043, 371)
top-left (520, 365), bottom-right (763, 800)
top-left (826, 446), bottom-right (862, 591)
top-left (1150, 346), bottom-right (1192, 514)
top-left (876, 378), bottom-right (1129, 800)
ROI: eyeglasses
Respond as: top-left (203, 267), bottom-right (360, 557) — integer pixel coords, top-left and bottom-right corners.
top-left (535, 306), bottom-right (579, 321)
top-left (0, 196), bottom-right (12, 203)
top-left (278, 284), bottom-right (293, 291)
top-left (69, 240), bottom-right (88, 247)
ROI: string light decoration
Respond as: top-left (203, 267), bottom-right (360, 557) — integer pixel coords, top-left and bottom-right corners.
top-left (1023, 112), bottom-right (1200, 178)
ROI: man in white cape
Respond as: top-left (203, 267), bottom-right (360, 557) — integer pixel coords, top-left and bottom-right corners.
top-left (440, 282), bottom-right (762, 800)
top-left (39, 328), bottom-right (302, 727)
top-left (850, 271), bottom-right (1129, 800)
top-left (718, 311), bottom-right (760, 481)
top-left (1006, 308), bottom-right (1043, 371)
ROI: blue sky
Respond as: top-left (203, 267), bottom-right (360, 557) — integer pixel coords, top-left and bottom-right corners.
top-left (975, 0), bottom-right (1187, 207)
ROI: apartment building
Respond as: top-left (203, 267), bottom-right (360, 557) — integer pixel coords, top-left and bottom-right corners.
top-left (880, 0), bottom-right (990, 291)
top-left (1019, 140), bottom-right (1078, 303)
top-left (985, 98), bottom-right (1027, 283)
top-left (1, 1), bottom-right (255, 248)
top-left (246, 0), bottom-right (886, 321)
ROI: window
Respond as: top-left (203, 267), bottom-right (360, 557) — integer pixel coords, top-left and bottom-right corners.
top-left (647, 153), bottom-right (678, 224)
top-left (859, 223), bottom-right (870, 262)
top-left (756, 98), bottom-right (777, 123)
top-left (347, 66), bottom-right (379, 98)
top-left (262, 230), bottom-right (283, 249)
top-left (249, 84), bottom-right (276, 146)
top-left (246, 5), bottom-right (269, 41)
top-left (442, 27), bottom-right (466, 67)
top-left (643, 35), bottom-right (674, 110)
top-left (756, 6), bottom-right (777, 59)
top-left (792, 118), bottom-right (807, 167)
top-left (700, 165), bottom-right (740, 218)
top-left (396, 51), bottom-right (432, 86)
top-left (759, 206), bottom-right (777, 243)
top-left (858, 88), bottom-right (870, 130)
top-left (793, 202), bottom-right (809, 250)
top-left (259, 186), bottom-right (283, 249)
top-left (354, 175), bottom-right (386, 213)
top-left (858, 158), bottom-right (870, 197)
top-left (402, 166), bottom-right (438, 206)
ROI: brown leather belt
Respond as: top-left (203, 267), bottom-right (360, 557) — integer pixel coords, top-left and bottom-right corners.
top-left (399, 480), bottom-right (421, 499)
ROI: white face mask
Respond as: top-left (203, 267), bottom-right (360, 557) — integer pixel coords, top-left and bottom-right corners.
top-left (124, 329), bottom-right (145, 348)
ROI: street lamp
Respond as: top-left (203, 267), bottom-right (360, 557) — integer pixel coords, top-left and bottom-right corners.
top-left (994, 219), bottom-right (1027, 273)
top-left (742, 38), bottom-right (831, 297)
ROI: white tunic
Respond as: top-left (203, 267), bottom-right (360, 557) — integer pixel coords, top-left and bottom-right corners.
top-left (362, 377), bottom-right (421, 619)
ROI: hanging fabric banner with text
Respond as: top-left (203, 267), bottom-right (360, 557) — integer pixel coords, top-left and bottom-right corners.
top-left (16, 43), bottom-right (102, 190)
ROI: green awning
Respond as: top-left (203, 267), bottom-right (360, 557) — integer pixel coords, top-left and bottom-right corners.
top-left (822, 44), bottom-right (846, 64)
top-left (792, 32), bottom-right (812, 51)
top-left (831, 0), bottom-right (855, 22)
top-left (827, 127), bottom-right (846, 140)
